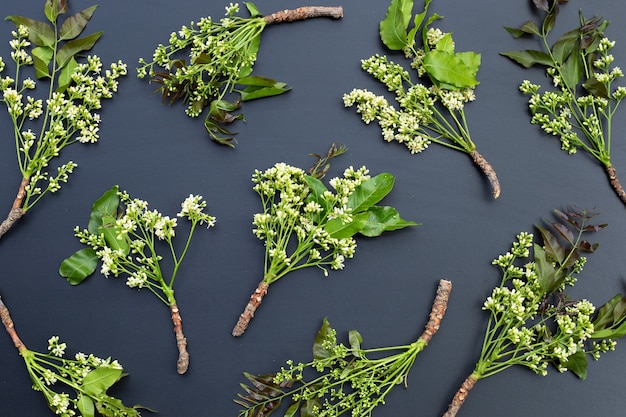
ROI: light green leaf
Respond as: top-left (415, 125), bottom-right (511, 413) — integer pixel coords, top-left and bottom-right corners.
top-left (324, 213), bottom-right (368, 239)
top-left (301, 399), bottom-right (322, 417)
top-left (59, 248), bottom-right (98, 285)
top-left (358, 206), bottom-right (418, 237)
top-left (244, 2), bottom-right (261, 18)
top-left (98, 215), bottom-right (129, 255)
top-left (44, 0), bottom-right (68, 23)
top-left (76, 394), bottom-right (95, 417)
top-left (435, 33), bottom-right (455, 54)
top-left (59, 5), bottom-right (97, 40)
top-left (423, 50), bottom-right (479, 89)
top-left (56, 31), bottom-right (102, 69)
top-left (347, 173), bottom-right (395, 214)
top-left (304, 175), bottom-right (329, 218)
top-left (237, 77), bottom-right (290, 101)
top-left (406, 0), bottom-right (432, 49)
top-left (379, 0), bottom-right (413, 50)
top-left (500, 50), bottom-right (553, 68)
top-left (31, 46), bottom-right (53, 79)
top-left (57, 56), bottom-right (78, 92)
top-left (82, 367), bottom-right (123, 396)
top-left (348, 329), bottom-right (363, 355)
top-left (284, 401), bottom-right (300, 417)
top-left (312, 318), bottom-right (335, 361)
top-left (88, 186), bottom-right (119, 234)
top-left (534, 243), bottom-right (559, 293)
top-left (560, 52), bottom-right (583, 89)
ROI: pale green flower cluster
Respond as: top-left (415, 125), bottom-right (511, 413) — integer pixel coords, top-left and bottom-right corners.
top-left (478, 232), bottom-right (615, 378)
top-left (343, 28), bottom-right (478, 155)
top-left (519, 36), bottom-right (626, 162)
top-left (74, 191), bottom-right (215, 302)
top-left (23, 336), bottom-right (133, 417)
top-left (137, 2), bottom-right (264, 117)
top-left (0, 25), bottom-right (127, 211)
top-left (252, 163), bottom-right (366, 281)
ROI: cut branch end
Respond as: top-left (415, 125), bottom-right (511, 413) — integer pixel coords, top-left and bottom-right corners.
top-left (232, 281), bottom-right (269, 337)
top-left (264, 6), bottom-right (343, 25)
top-left (170, 304), bottom-right (189, 374)
top-left (469, 150), bottom-right (500, 199)
top-left (418, 279), bottom-right (452, 344)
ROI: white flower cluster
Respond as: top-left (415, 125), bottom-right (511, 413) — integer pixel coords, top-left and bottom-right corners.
top-left (252, 163), bottom-right (366, 280)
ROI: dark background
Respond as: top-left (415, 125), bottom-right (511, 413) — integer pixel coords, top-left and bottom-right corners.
top-left (1, 0), bottom-right (626, 416)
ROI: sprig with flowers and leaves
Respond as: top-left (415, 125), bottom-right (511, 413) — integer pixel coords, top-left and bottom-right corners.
top-left (236, 279), bottom-right (451, 417)
top-left (502, 0), bottom-right (626, 206)
top-left (232, 157), bottom-right (417, 336)
top-left (137, 2), bottom-right (343, 146)
top-left (0, 295), bottom-right (147, 417)
top-left (442, 207), bottom-right (626, 417)
top-left (59, 186), bottom-right (216, 375)
top-left (343, 0), bottom-right (500, 198)
top-left (0, 0), bottom-right (127, 240)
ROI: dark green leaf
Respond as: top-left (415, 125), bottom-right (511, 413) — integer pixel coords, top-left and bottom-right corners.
top-left (324, 213), bottom-right (368, 239)
top-left (423, 50), bottom-right (479, 89)
top-left (593, 294), bottom-right (623, 331)
top-left (500, 50), bottom-right (553, 68)
top-left (347, 173), bottom-right (395, 214)
top-left (57, 56), bottom-right (78, 92)
top-left (56, 31), bottom-right (102, 69)
top-left (544, 4), bottom-right (560, 35)
top-left (5, 16), bottom-right (55, 47)
top-left (59, 5), bottom-right (97, 40)
top-left (88, 186), bottom-right (119, 234)
top-left (237, 79), bottom-right (290, 101)
top-left (358, 206), bottom-right (418, 237)
top-left (31, 46), bottom-right (53, 79)
top-left (564, 349), bottom-right (587, 380)
top-left (504, 21), bottom-right (541, 38)
top-left (582, 77), bottom-right (608, 98)
top-left (313, 318), bottom-right (335, 361)
top-left (551, 29), bottom-right (579, 65)
top-left (76, 394), bottom-right (95, 417)
top-left (534, 243), bottom-right (557, 293)
top-left (379, 0), bottom-right (413, 50)
top-left (560, 52), bottom-right (583, 89)
top-left (59, 248), bottom-right (98, 285)
top-left (98, 215), bottom-right (129, 255)
top-left (82, 367), bottom-right (123, 396)
top-left (536, 225), bottom-right (565, 264)
top-left (301, 399), bottom-right (322, 417)
top-left (304, 176), bottom-right (329, 219)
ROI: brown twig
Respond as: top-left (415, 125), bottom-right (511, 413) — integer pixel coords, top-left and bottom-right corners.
top-left (0, 177), bottom-right (29, 240)
top-left (605, 164), bottom-right (626, 206)
top-left (442, 373), bottom-right (479, 417)
top-left (264, 6), bottom-right (343, 25)
top-left (170, 304), bottom-right (189, 374)
top-left (0, 295), bottom-right (27, 352)
top-left (418, 279), bottom-right (452, 345)
top-left (469, 150), bottom-right (500, 199)
top-left (232, 281), bottom-right (269, 337)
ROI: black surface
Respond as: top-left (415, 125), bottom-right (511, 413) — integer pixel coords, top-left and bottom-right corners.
top-left (1, 1), bottom-right (626, 416)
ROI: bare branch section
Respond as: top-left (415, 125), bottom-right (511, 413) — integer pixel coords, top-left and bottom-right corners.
top-left (469, 150), bottom-right (500, 199)
top-left (606, 165), bottom-right (626, 206)
top-left (170, 304), bottom-right (189, 374)
top-left (418, 279), bottom-right (452, 344)
top-left (442, 374), bottom-right (479, 417)
top-left (0, 177), bottom-right (29, 240)
top-left (0, 295), bottom-right (27, 352)
top-left (232, 281), bottom-right (269, 337)
top-left (264, 6), bottom-right (343, 25)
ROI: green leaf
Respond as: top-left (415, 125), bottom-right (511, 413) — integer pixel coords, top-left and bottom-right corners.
top-left (421, 12), bottom-right (442, 51)
top-left (5, 15), bottom-right (55, 47)
top-left (406, 0), bottom-right (432, 49)
top-left (348, 329), bottom-right (362, 355)
top-left (312, 318), bottom-right (335, 361)
top-left (44, 0), bottom-right (68, 23)
top-left (324, 213), bottom-right (368, 239)
top-left (59, 5), bottom-right (97, 40)
top-left (582, 77), bottom-right (608, 99)
top-left (244, 2), bottom-right (261, 18)
top-left (560, 52), bottom-right (583, 89)
top-left (593, 294), bottom-right (624, 331)
top-left (551, 29), bottom-right (579, 65)
top-left (98, 215), bottom-right (129, 255)
top-left (504, 21), bottom-right (541, 38)
top-left (534, 243), bottom-right (558, 293)
top-left (88, 186), bottom-right (119, 234)
top-left (564, 349), bottom-right (588, 380)
top-left (301, 399), bottom-right (322, 417)
top-left (379, 0), bottom-right (413, 50)
top-left (82, 367), bottom-right (123, 396)
top-left (423, 50), bottom-right (479, 89)
top-left (358, 206), bottom-right (418, 237)
top-left (284, 400), bottom-right (300, 417)
top-left (57, 56), bottom-right (78, 92)
top-left (435, 33), bottom-right (455, 54)
top-left (56, 31), bottom-right (102, 69)
top-left (304, 175), bottom-right (329, 218)
top-left (31, 46), bottom-right (53, 79)
top-left (347, 173), bottom-right (395, 214)
top-left (536, 225), bottom-right (565, 264)
top-left (500, 50), bottom-right (554, 68)
top-left (238, 83), bottom-right (290, 101)
top-left (76, 394), bottom-right (95, 417)
top-left (59, 248), bottom-right (98, 285)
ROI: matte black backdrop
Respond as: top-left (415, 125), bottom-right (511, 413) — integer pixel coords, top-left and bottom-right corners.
top-left (1, 1), bottom-right (626, 416)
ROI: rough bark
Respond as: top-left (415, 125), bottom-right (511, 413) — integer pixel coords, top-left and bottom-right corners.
top-left (442, 374), bottom-right (479, 417)
top-left (170, 304), bottom-right (189, 374)
top-left (0, 177), bottom-right (29, 240)
top-left (264, 6), bottom-right (343, 25)
top-left (232, 281), bottom-right (269, 337)
top-left (0, 295), bottom-right (27, 352)
top-left (469, 150), bottom-right (500, 199)
top-left (418, 279), bottom-right (452, 344)
top-left (605, 164), bottom-right (626, 206)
